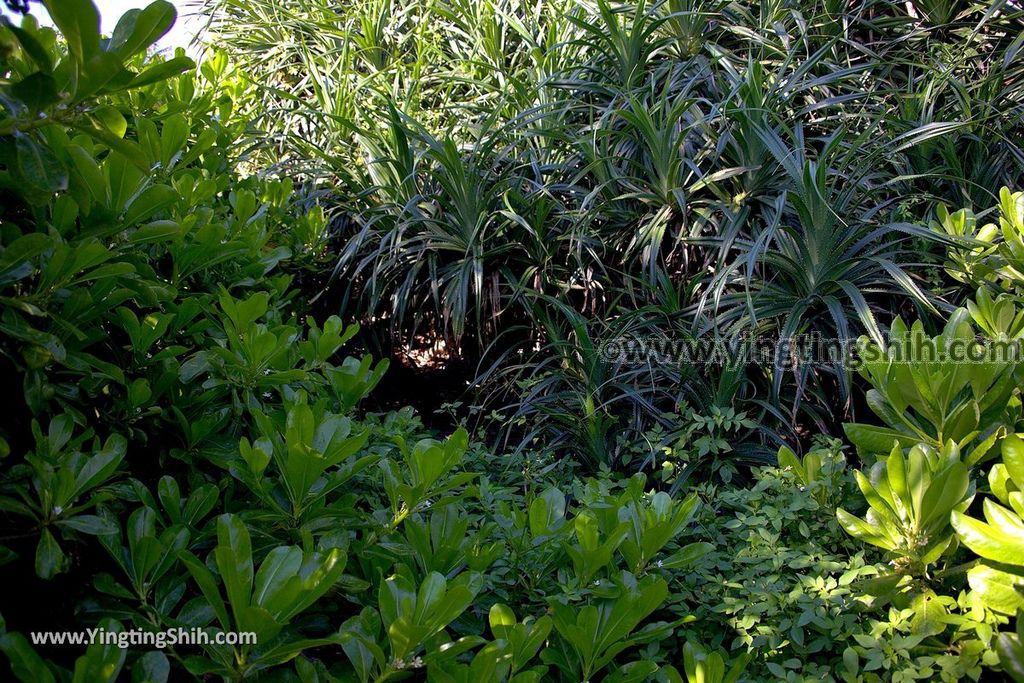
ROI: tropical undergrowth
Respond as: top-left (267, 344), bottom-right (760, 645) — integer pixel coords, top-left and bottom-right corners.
top-left (202, 0), bottom-right (1024, 465)
top-left (1, 1), bottom-right (1024, 682)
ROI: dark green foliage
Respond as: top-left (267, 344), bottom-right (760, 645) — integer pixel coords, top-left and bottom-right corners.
top-left (203, 0), bottom-right (1024, 452)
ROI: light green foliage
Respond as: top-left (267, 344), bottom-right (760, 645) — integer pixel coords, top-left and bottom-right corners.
top-left (839, 596), bottom-right (998, 683)
top-left (679, 460), bottom-right (1005, 681)
top-left (235, 393), bottom-right (376, 531)
top-left (178, 514), bottom-right (347, 678)
top-left (949, 433), bottom-right (1024, 679)
top-left (931, 203), bottom-right (1000, 287)
top-left (0, 0), bottom-right (193, 190)
top-left (671, 641), bottom-right (749, 683)
top-left (933, 188), bottom-right (1024, 293)
top-left (995, 189), bottom-right (1024, 286)
top-left (616, 486), bottom-right (705, 574)
top-left (678, 463), bottom-right (878, 679)
top-left (486, 604), bottom-right (553, 681)
top-left (543, 571), bottom-right (676, 682)
top-left (837, 442), bottom-right (973, 576)
top-left (380, 427), bottom-right (476, 526)
top-left (844, 311), bottom-right (1018, 463)
top-left (666, 404), bottom-right (758, 484)
top-left (777, 439), bottom-right (847, 506)
top-left (966, 287), bottom-right (1024, 341)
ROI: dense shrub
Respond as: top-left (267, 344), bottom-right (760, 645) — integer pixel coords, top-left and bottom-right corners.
top-left (1, 1), bottom-right (1023, 682)
top-left (0, 5), bottom-right (732, 681)
top-left (202, 0), bottom-right (1024, 453)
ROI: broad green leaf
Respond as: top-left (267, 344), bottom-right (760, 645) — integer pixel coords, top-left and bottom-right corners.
top-left (131, 651), bottom-right (170, 683)
top-left (909, 591), bottom-right (947, 636)
top-left (80, 52), bottom-right (127, 99)
top-left (180, 549), bottom-right (231, 630)
top-left (0, 632), bottom-right (57, 683)
top-left (489, 603), bottom-right (516, 635)
top-left (844, 424), bottom-right (916, 456)
top-left (776, 446), bottom-right (801, 475)
top-left (42, 0), bottom-right (101, 63)
top-left (529, 487), bottom-right (565, 537)
top-left (107, 1), bottom-right (176, 59)
top-left (996, 630), bottom-right (1024, 683)
top-left (214, 514), bottom-right (254, 627)
top-left (952, 509), bottom-right (1024, 564)
top-left (1004, 434), bottom-right (1024, 488)
top-left (967, 563), bottom-right (1024, 615)
top-left (15, 132), bottom-right (67, 193)
top-left (124, 185), bottom-right (177, 225)
top-left (253, 546), bottom-right (302, 610)
top-left (11, 72), bottom-right (60, 111)
top-left (126, 56), bottom-right (195, 90)
top-left (5, 22), bottom-right (54, 72)
top-left (836, 508), bottom-right (895, 550)
top-left (35, 528), bottom-right (67, 579)
top-left (91, 105), bottom-right (127, 139)
top-left (71, 619), bottom-right (126, 683)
